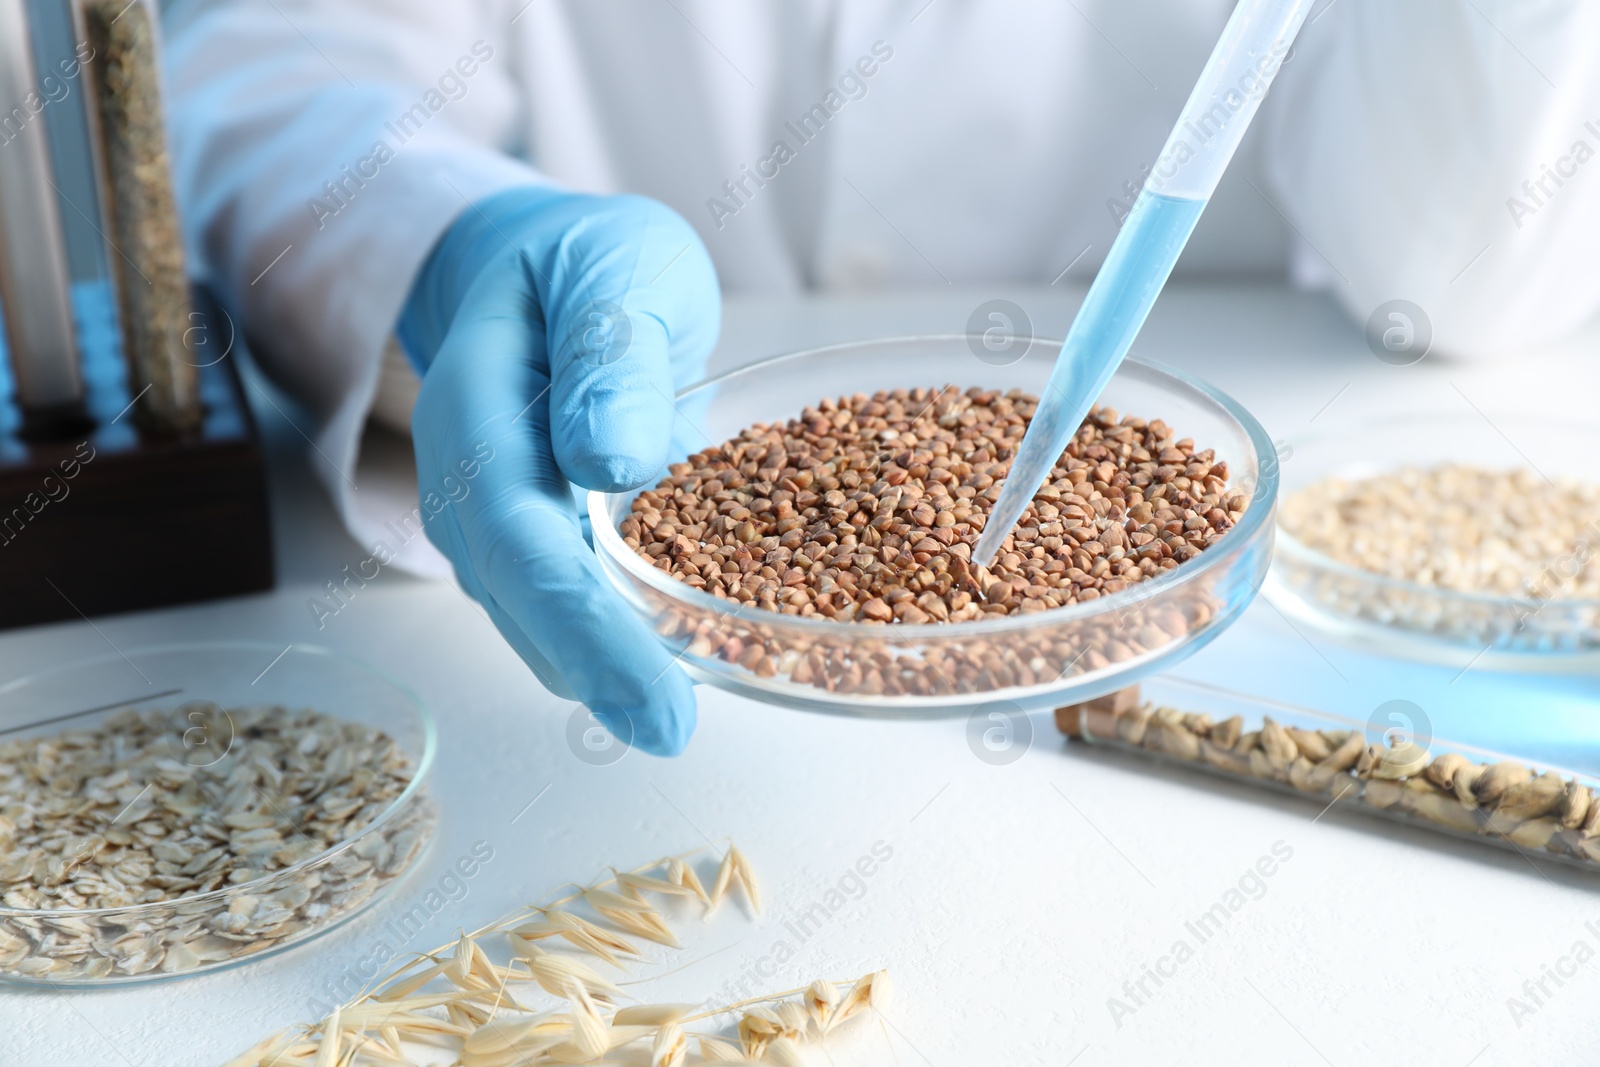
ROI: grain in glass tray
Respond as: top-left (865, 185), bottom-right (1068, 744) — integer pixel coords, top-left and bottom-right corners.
top-left (590, 335), bottom-right (1281, 719)
top-left (0, 642), bottom-right (435, 985)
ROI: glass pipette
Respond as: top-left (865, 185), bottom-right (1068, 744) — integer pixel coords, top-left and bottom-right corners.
top-left (971, 0), bottom-right (1319, 568)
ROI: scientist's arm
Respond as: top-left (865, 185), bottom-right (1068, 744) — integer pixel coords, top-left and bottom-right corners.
top-left (1264, 1), bottom-right (1600, 356)
top-left (164, 2), bottom-right (717, 752)
top-left (399, 187), bottom-right (718, 756)
top-left (163, 1), bottom-right (532, 414)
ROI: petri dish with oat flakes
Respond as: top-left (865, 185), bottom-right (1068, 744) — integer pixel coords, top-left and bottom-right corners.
top-left (588, 334), bottom-right (1280, 718)
top-left (1264, 412), bottom-right (1600, 670)
top-left (0, 642), bottom-right (435, 985)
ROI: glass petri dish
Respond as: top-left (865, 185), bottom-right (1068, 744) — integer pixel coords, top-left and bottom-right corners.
top-left (0, 642), bottom-right (436, 986)
top-left (1263, 412), bottom-right (1600, 670)
top-left (589, 334), bottom-right (1278, 718)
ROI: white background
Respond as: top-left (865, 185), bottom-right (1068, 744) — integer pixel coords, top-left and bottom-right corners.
top-left (5, 283), bottom-right (1600, 1066)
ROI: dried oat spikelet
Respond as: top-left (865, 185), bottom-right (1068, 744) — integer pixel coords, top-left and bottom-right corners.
top-left (829, 970), bottom-right (891, 1032)
top-left (341, 994), bottom-right (483, 1028)
top-left (445, 997), bottom-right (494, 1029)
top-left (314, 1004), bottom-right (341, 1067)
top-left (340, 1035), bottom-right (405, 1066)
top-left (775, 999), bottom-right (810, 1037)
top-left (374, 958), bottom-right (447, 1001)
top-left (461, 1023), bottom-right (571, 1067)
top-left (582, 886), bottom-right (659, 915)
top-left (515, 910), bottom-right (640, 965)
top-left (708, 847), bottom-right (761, 916)
top-left (667, 858), bottom-right (711, 905)
top-left (765, 1036), bottom-right (809, 1067)
top-left (613, 1004), bottom-right (698, 1027)
top-left (443, 931), bottom-right (478, 989)
top-left (510, 941), bottom-right (625, 1002)
top-left (461, 1013), bottom-right (562, 1057)
top-left (697, 1034), bottom-right (747, 1062)
top-left (545, 1023), bottom-right (654, 1063)
top-left (651, 1021), bottom-right (688, 1067)
top-left (377, 1026), bottom-right (403, 1062)
top-left (581, 886), bottom-right (681, 946)
top-left (805, 978), bottom-right (840, 1031)
top-left (731, 847), bottom-right (762, 915)
top-left (228, 842), bottom-right (892, 1067)
top-left (351, 1011), bottom-right (470, 1055)
top-left (566, 979), bottom-right (610, 1059)
top-left (734, 1028), bottom-right (769, 1059)
top-left (738, 1005), bottom-right (786, 1057)
top-left (467, 935), bottom-right (503, 990)
top-left (614, 867), bottom-right (697, 900)
top-left (868, 969), bottom-right (893, 1011)
top-left (710, 851), bottom-right (736, 913)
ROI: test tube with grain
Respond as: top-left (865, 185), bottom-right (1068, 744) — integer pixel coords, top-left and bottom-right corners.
top-left (81, 0), bottom-right (200, 434)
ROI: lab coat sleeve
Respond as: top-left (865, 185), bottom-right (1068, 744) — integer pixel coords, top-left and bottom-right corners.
top-left (1263, 1), bottom-right (1600, 357)
top-left (161, 0), bottom-right (542, 547)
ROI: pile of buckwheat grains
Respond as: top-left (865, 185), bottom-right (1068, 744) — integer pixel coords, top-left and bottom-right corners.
top-left (621, 386), bottom-right (1246, 625)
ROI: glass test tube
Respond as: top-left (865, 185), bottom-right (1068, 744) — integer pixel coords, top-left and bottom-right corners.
top-left (1061, 679), bottom-right (1600, 875)
top-left (0, 0), bottom-right (84, 420)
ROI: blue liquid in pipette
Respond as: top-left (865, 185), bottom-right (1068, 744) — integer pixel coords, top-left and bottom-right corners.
top-left (973, 190), bottom-right (1207, 566)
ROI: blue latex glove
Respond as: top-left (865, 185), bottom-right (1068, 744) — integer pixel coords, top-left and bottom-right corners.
top-left (399, 187), bottom-right (720, 755)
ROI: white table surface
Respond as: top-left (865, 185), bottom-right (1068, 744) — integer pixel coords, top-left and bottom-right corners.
top-left (5, 284), bottom-right (1600, 1066)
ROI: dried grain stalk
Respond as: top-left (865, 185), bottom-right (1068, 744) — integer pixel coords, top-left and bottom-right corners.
top-left (229, 844), bottom-right (888, 1066)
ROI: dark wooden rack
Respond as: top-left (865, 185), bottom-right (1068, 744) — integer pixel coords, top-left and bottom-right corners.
top-left (0, 287), bottom-right (273, 628)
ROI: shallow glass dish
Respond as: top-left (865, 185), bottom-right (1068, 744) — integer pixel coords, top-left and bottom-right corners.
top-left (589, 334), bottom-right (1278, 718)
top-left (1263, 413), bottom-right (1600, 670)
top-left (0, 642), bottom-right (436, 985)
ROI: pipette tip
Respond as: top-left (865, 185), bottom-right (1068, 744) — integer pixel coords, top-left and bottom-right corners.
top-left (970, 530), bottom-right (1004, 570)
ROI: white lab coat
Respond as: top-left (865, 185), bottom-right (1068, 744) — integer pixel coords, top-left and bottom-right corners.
top-left (161, 0), bottom-right (1600, 573)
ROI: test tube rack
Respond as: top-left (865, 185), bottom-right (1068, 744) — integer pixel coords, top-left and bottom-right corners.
top-left (0, 286), bottom-right (275, 629)
top-left (0, 0), bottom-right (273, 629)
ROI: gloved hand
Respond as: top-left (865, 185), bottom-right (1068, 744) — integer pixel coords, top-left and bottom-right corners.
top-left (398, 186), bottom-right (720, 755)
